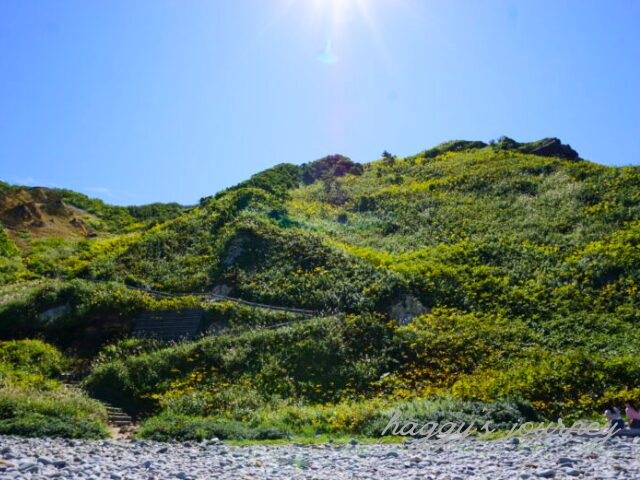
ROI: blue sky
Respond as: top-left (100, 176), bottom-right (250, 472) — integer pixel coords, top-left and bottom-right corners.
top-left (1, 0), bottom-right (639, 205)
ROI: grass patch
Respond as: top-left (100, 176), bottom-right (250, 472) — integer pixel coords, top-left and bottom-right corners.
top-left (137, 396), bottom-right (540, 442)
top-left (0, 384), bottom-right (108, 439)
top-left (137, 414), bottom-right (290, 442)
top-left (0, 339), bottom-right (108, 439)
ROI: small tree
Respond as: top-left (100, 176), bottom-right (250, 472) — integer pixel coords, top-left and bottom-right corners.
top-left (382, 150), bottom-right (396, 166)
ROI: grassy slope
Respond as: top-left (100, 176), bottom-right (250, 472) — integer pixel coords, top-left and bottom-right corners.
top-left (0, 340), bottom-right (108, 438)
top-left (62, 142), bottom-right (639, 323)
top-left (0, 182), bottom-right (188, 286)
top-left (1, 139), bottom-right (639, 438)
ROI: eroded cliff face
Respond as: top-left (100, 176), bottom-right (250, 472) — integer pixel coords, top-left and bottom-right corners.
top-left (0, 187), bottom-right (96, 241)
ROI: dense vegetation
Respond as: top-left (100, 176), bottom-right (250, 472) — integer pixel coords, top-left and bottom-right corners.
top-left (57, 189), bottom-right (187, 231)
top-left (0, 340), bottom-right (107, 438)
top-left (1, 138), bottom-right (639, 439)
top-left (0, 227), bottom-right (24, 283)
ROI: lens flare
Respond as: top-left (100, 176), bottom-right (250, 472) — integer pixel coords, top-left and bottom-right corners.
top-left (317, 39), bottom-right (339, 64)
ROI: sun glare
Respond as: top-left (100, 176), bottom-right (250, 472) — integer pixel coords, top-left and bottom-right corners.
top-left (312, 0), bottom-right (355, 24)
top-left (273, 0), bottom-right (406, 68)
top-left (309, 0), bottom-right (378, 64)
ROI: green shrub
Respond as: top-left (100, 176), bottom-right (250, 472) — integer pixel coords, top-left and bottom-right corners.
top-left (451, 347), bottom-right (640, 418)
top-left (254, 397), bottom-right (540, 437)
top-left (0, 280), bottom-right (148, 355)
top-left (138, 413), bottom-right (289, 441)
top-left (0, 338), bottom-right (109, 439)
top-left (215, 163), bottom-right (303, 200)
top-left (0, 412), bottom-right (106, 439)
top-left (302, 155), bottom-right (363, 185)
top-left (85, 315), bottom-right (397, 414)
top-left (0, 339), bottom-right (66, 377)
top-left (0, 227), bottom-right (19, 258)
top-left (0, 227), bottom-right (25, 284)
top-left (0, 382), bottom-right (108, 439)
top-left (141, 396), bottom-right (541, 439)
top-left (57, 189), bottom-right (185, 231)
top-left (92, 338), bottom-right (165, 368)
top-left (364, 397), bottom-right (541, 437)
top-left (418, 140), bottom-right (487, 159)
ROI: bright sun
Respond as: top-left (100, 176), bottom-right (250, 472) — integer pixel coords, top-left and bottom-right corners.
top-left (310, 0), bottom-right (377, 63)
top-left (312, 0), bottom-right (370, 25)
top-left (275, 0), bottom-right (400, 66)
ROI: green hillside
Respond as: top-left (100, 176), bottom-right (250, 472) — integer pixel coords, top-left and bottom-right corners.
top-left (1, 137), bottom-right (639, 439)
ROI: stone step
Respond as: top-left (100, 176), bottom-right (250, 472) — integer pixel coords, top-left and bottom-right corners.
top-left (104, 404), bottom-right (134, 425)
top-left (108, 413), bottom-right (131, 421)
top-left (110, 420), bottom-right (132, 427)
top-left (57, 387), bottom-right (136, 432)
top-left (107, 409), bottom-right (127, 414)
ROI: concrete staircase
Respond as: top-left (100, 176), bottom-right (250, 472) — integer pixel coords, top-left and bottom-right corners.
top-left (61, 374), bottom-right (136, 438)
top-left (105, 404), bottom-right (134, 430)
top-left (132, 308), bottom-right (205, 341)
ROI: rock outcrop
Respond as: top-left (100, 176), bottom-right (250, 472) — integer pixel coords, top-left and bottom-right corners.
top-left (389, 294), bottom-right (429, 325)
top-left (527, 137), bottom-right (579, 160)
top-left (0, 187), bottom-right (95, 239)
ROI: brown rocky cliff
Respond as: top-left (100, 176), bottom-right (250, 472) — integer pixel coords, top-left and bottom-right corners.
top-left (0, 187), bottom-right (96, 240)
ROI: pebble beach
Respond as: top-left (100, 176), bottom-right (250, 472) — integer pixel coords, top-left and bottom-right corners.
top-left (1, 434), bottom-right (640, 479)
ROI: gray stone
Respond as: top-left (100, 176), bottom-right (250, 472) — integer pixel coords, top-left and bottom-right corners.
top-left (536, 470), bottom-right (556, 478)
top-left (389, 294), bottom-right (428, 325)
top-left (2, 432), bottom-right (640, 479)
